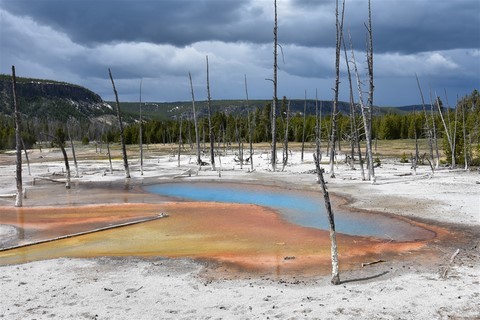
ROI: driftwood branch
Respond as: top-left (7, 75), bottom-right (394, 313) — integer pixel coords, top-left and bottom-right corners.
top-left (361, 259), bottom-right (385, 267)
top-left (441, 248), bottom-right (460, 279)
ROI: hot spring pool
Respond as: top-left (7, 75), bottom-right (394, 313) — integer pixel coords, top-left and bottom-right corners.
top-left (144, 182), bottom-right (434, 241)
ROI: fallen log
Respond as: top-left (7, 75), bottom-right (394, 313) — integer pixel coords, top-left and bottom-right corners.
top-left (361, 259), bottom-right (385, 267)
top-left (0, 213), bottom-right (169, 252)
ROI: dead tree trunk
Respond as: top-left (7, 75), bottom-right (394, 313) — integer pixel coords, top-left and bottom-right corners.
top-left (329, 0), bottom-right (345, 178)
top-left (415, 74), bottom-right (435, 171)
top-left (108, 68), bottom-right (131, 178)
top-left (189, 72), bottom-right (202, 166)
top-left (178, 115), bottom-right (183, 167)
top-left (349, 32), bottom-right (375, 182)
top-left (364, 0), bottom-right (376, 182)
top-left (206, 56), bottom-right (216, 170)
top-left (436, 96), bottom-right (455, 168)
top-left (314, 154), bottom-right (340, 285)
top-left (12, 66), bottom-right (23, 207)
top-left (245, 75), bottom-right (254, 172)
top-left (139, 79), bottom-right (144, 175)
top-left (462, 101), bottom-right (469, 170)
top-left (66, 120), bottom-right (79, 178)
top-left (282, 100), bottom-right (290, 171)
top-left (60, 143), bottom-right (71, 189)
top-left (301, 90), bottom-right (307, 162)
top-left (270, 0), bottom-right (278, 172)
top-left (21, 138), bottom-right (31, 176)
top-left (315, 89), bottom-right (322, 164)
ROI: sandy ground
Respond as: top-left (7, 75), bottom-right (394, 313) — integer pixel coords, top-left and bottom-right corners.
top-left (0, 145), bottom-right (479, 319)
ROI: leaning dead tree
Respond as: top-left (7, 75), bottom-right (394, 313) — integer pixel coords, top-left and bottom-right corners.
top-left (42, 129), bottom-right (71, 189)
top-left (314, 154), bottom-right (340, 285)
top-left (108, 68), bottom-right (131, 178)
top-left (189, 72), bottom-right (202, 166)
top-left (67, 118), bottom-right (79, 178)
top-left (206, 56), bottom-right (216, 170)
top-left (12, 66), bottom-right (23, 207)
top-left (329, 0), bottom-right (345, 178)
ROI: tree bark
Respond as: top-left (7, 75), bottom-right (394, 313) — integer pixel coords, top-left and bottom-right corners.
top-left (108, 68), bottom-right (131, 178)
top-left (314, 154), bottom-right (340, 285)
top-left (12, 66), bottom-right (23, 207)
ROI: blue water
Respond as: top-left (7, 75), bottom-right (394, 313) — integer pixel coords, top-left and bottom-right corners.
top-left (144, 182), bottom-right (433, 241)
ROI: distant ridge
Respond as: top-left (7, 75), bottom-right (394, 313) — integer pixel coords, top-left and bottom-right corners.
top-left (0, 74), bottom-right (115, 122)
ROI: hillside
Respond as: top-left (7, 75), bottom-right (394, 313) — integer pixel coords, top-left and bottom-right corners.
top-left (0, 75), bottom-right (115, 122)
top-left (0, 74), bottom-right (419, 124)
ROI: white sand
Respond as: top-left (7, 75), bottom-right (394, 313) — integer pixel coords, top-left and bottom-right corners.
top-left (1, 146), bottom-right (479, 319)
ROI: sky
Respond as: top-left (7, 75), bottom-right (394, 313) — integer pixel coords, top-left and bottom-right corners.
top-left (0, 0), bottom-right (479, 107)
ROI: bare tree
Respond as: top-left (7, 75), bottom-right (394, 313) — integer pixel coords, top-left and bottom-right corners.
top-left (329, 0), bottom-right (346, 178)
top-left (189, 72), bottom-right (202, 166)
top-left (21, 138), bottom-right (31, 176)
top-left (206, 56), bottom-right (216, 170)
top-left (315, 89), bottom-right (322, 164)
top-left (314, 154), bottom-right (340, 285)
top-left (282, 99), bottom-right (290, 171)
top-left (349, 32), bottom-right (375, 182)
top-left (271, 0), bottom-right (278, 172)
top-left (67, 118), bottom-right (79, 178)
top-left (108, 68), bottom-right (131, 178)
top-left (301, 90), bottom-right (307, 162)
top-left (12, 66), bottom-right (23, 207)
top-left (461, 101), bottom-right (469, 170)
top-left (364, 0), bottom-right (376, 182)
top-left (415, 74), bottom-right (436, 170)
top-left (343, 36), bottom-right (364, 178)
top-left (245, 75), bottom-right (255, 172)
top-left (139, 78), bottom-right (144, 175)
top-left (178, 114), bottom-right (183, 167)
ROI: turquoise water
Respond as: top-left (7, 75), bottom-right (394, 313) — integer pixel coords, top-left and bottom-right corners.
top-left (144, 182), bottom-right (434, 241)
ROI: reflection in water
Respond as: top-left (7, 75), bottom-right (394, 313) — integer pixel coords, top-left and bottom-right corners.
top-left (144, 182), bottom-right (435, 241)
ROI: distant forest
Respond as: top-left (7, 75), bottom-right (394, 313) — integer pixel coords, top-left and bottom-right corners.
top-left (1, 88), bottom-right (478, 166)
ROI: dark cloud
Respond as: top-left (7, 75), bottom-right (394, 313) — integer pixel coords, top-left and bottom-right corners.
top-left (2, 0), bottom-right (478, 54)
top-left (1, 0), bottom-right (272, 46)
top-left (1, 0), bottom-right (478, 106)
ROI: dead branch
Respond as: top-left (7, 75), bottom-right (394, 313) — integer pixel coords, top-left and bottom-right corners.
top-left (361, 259), bottom-right (385, 267)
top-left (441, 248), bottom-right (460, 279)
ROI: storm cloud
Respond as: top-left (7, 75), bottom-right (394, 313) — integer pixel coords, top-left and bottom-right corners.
top-left (1, 0), bottom-right (479, 105)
